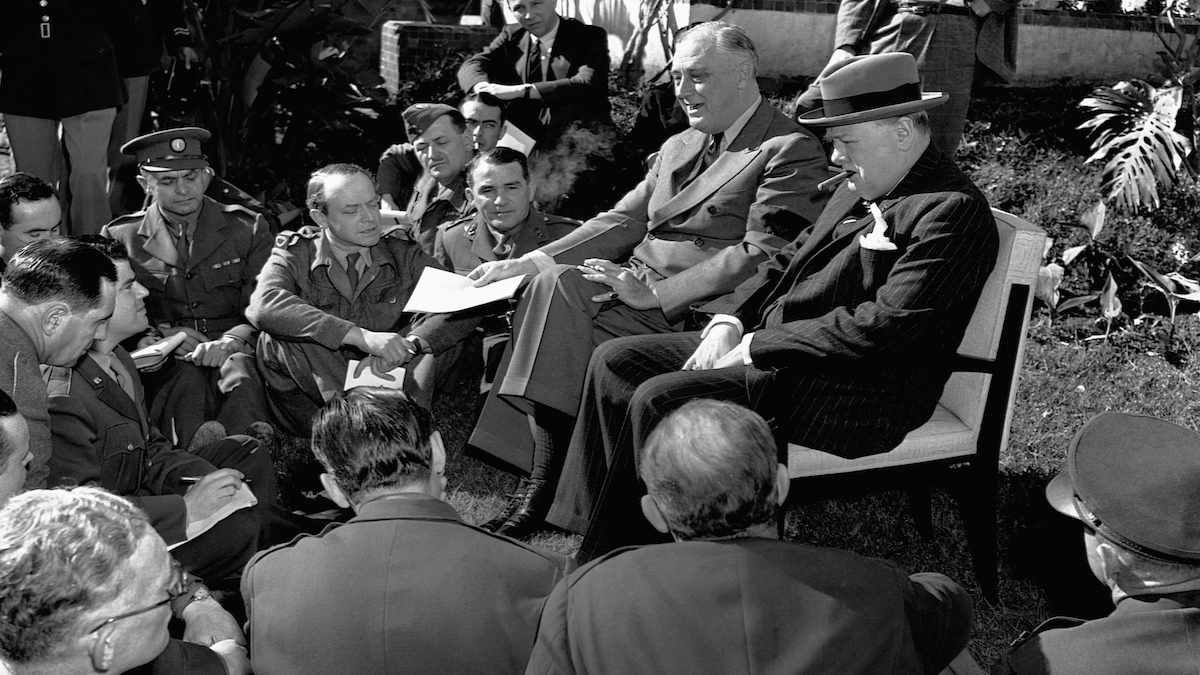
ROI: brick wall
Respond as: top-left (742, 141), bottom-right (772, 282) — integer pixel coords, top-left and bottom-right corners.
top-left (380, 21), bottom-right (496, 96)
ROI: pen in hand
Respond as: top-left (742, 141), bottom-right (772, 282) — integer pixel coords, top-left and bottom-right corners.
top-left (181, 476), bottom-right (252, 485)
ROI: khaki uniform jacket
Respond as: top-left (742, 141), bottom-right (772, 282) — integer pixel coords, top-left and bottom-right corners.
top-left (103, 196), bottom-right (273, 343)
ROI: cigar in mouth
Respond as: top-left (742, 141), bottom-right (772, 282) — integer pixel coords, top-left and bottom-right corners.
top-left (818, 170), bottom-right (853, 192)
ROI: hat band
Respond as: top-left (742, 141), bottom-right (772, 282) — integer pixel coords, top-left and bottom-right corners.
top-left (141, 153), bottom-right (207, 165)
top-left (821, 82), bottom-right (923, 118)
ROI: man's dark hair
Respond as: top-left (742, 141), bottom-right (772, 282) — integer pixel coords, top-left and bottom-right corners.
top-left (466, 147), bottom-right (531, 186)
top-left (461, 91), bottom-right (506, 124)
top-left (75, 235), bottom-right (130, 263)
top-left (306, 163), bottom-right (375, 215)
top-left (638, 400), bottom-right (780, 540)
top-left (0, 173), bottom-right (56, 231)
top-left (0, 487), bottom-right (153, 665)
top-left (311, 387), bottom-right (435, 503)
top-left (0, 390), bottom-right (17, 470)
top-left (0, 239), bottom-right (117, 311)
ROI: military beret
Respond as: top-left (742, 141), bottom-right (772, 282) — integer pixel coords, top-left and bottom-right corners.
top-left (402, 103), bottom-right (458, 143)
top-left (1046, 412), bottom-right (1200, 562)
top-left (122, 127), bottom-right (211, 171)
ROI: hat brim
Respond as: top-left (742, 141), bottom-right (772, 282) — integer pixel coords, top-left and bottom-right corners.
top-left (1045, 472), bottom-right (1080, 520)
top-left (798, 92), bottom-right (949, 128)
top-left (140, 158), bottom-right (210, 172)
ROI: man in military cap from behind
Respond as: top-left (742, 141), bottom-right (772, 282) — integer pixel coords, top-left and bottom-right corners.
top-left (996, 412), bottom-right (1200, 674)
top-left (399, 103), bottom-right (477, 256)
top-left (102, 127), bottom-right (274, 451)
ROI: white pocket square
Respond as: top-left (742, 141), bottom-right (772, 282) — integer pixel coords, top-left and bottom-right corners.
top-left (859, 202), bottom-right (898, 251)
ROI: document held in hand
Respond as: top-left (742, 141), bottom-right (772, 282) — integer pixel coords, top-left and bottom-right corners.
top-left (403, 267), bottom-right (527, 313)
top-left (344, 359), bottom-right (406, 391)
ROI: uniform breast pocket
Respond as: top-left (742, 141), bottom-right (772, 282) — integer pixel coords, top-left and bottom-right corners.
top-left (99, 423), bottom-right (146, 490)
top-left (200, 261), bottom-right (247, 292)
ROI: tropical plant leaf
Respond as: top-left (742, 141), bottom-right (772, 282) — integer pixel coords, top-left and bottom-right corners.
top-left (1078, 200), bottom-right (1106, 239)
top-left (1061, 244), bottom-right (1088, 265)
top-left (1036, 263), bottom-right (1065, 308)
top-left (1101, 272), bottom-right (1123, 319)
top-left (1059, 294), bottom-right (1100, 312)
top-left (1078, 80), bottom-right (1190, 212)
top-left (1130, 256), bottom-right (1175, 291)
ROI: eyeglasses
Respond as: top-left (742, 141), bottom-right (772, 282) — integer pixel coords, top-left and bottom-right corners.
top-left (89, 559), bottom-right (186, 633)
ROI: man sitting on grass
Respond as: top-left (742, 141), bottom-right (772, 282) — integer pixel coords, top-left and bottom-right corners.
top-left (526, 399), bottom-right (975, 675)
top-left (241, 387), bottom-right (574, 675)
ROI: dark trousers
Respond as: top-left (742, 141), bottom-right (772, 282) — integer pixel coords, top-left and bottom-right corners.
top-left (143, 352), bottom-right (270, 450)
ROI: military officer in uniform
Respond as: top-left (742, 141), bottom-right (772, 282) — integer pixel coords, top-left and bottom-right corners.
top-left (400, 103), bottom-right (476, 256)
top-left (247, 163), bottom-right (458, 437)
top-left (419, 148), bottom-right (577, 478)
top-left (996, 412), bottom-right (1200, 674)
top-left (102, 127), bottom-right (274, 451)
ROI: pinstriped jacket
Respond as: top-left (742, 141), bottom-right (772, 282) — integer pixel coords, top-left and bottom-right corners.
top-left (703, 144), bottom-right (998, 406)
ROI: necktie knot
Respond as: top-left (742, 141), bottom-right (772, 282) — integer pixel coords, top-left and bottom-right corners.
top-left (703, 132), bottom-right (724, 170)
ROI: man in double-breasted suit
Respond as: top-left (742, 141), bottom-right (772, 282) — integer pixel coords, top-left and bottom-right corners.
top-left (457, 0), bottom-right (611, 144)
top-left (560, 53), bottom-right (1000, 560)
top-left (465, 22), bottom-right (829, 539)
top-left (103, 127), bottom-right (273, 451)
top-left (796, 0), bottom-right (1018, 156)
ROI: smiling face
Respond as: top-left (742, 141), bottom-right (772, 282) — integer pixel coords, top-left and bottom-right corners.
top-left (413, 116), bottom-right (473, 186)
top-left (1, 197), bottom-right (62, 263)
top-left (470, 160), bottom-right (533, 234)
top-left (106, 261), bottom-right (151, 344)
top-left (826, 118), bottom-right (911, 202)
top-left (139, 168), bottom-right (213, 221)
top-left (508, 0), bottom-right (559, 37)
top-left (313, 172), bottom-right (384, 249)
top-left (462, 100), bottom-right (504, 153)
top-left (671, 34), bottom-right (753, 135)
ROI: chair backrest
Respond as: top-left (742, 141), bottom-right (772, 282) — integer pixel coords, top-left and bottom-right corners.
top-left (939, 209), bottom-right (1044, 451)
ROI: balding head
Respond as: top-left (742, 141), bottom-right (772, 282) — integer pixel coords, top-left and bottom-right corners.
top-left (637, 400), bottom-right (788, 540)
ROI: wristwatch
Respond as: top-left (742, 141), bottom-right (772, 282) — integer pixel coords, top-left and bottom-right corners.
top-left (406, 334), bottom-right (431, 355)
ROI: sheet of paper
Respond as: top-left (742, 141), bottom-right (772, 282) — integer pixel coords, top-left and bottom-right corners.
top-left (403, 267), bottom-right (526, 314)
top-left (345, 359), bottom-right (406, 391)
top-left (130, 333), bottom-right (189, 371)
top-left (168, 484), bottom-right (257, 551)
top-left (496, 121), bottom-right (536, 156)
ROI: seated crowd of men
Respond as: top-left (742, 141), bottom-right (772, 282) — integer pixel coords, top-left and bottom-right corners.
top-left (0, 15), bottom-right (1186, 675)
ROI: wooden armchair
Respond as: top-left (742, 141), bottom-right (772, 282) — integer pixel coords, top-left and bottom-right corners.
top-left (786, 209), bottom-right (1045, 602)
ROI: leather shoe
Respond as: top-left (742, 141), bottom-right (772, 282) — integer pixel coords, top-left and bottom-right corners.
top-left (482, 477), bottom-right (548, 538)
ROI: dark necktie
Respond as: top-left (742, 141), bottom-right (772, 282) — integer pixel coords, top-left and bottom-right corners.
top-left (702, 132), bottom-right (724, 171)
top-left (526, 39), bottom-right (543, 83)
top-left (346, 253), bottom-right (361, 294)
top-left (108, 355), bottom-right (136, 401)
top-left (175, 223), bottom-right (189, 267)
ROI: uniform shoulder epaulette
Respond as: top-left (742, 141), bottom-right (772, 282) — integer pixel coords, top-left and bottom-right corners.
top-left (43, 364), bottom-right (73, 397)
top-left (382, 223), bottom-right (416, 242)
top-left (1007, 616), bottom-right (1088, 650)
top-left (106, 210), bottom-right (149, 229)
top-left (219, 201), bottom-right (260, 220)
top-left (273, 227), bottom-right (320, 249)
top-left (441, 213), bottom-right (475, 235)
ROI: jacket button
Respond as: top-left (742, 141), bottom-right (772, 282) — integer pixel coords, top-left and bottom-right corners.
top-left (186, 272), bottom-right (194, 280)
top-left (190, 301), bottom-right (199, 308)
top-left (707, 205), bottom-right (718, 215)
top-left (694, 237), bottom-right (705, 247)
top-left (647, 233), bottom-right (656, 240)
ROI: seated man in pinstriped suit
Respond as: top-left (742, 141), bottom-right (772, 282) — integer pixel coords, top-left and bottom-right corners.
top-left (558, 52), bottom-right (1001, 561)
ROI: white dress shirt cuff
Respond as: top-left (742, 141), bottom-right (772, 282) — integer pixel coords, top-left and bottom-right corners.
top-left (525, 250), bottom-right (556, 273)
top-left (740, 332), bottom-right (755, 366)
top-left (701, 314), bottom-right (744, 338)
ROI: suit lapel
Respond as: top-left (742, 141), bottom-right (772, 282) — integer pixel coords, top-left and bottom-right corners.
top-left (185, 201), bottom-right (227, 271)
top-left (650, 102), bottom-right (773, 227)
top-left (470, 222), bottom-right (500, 263)
top-left (138, 207), bottom-right (182, 269)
